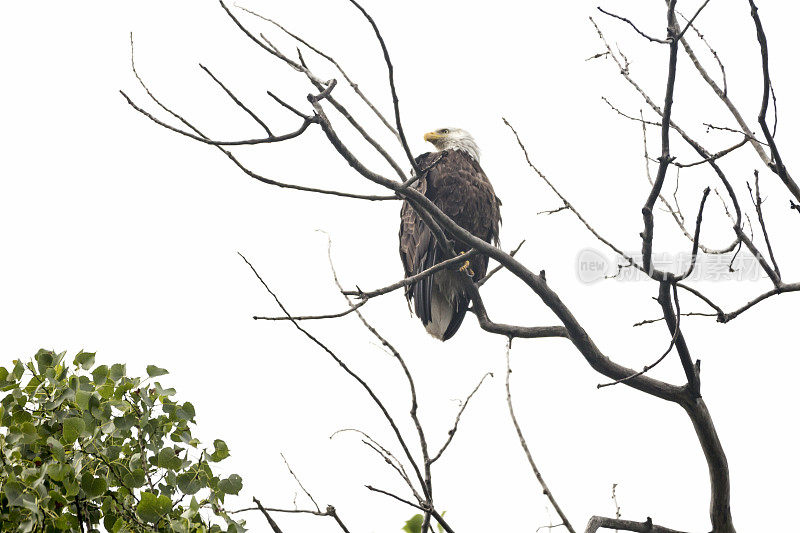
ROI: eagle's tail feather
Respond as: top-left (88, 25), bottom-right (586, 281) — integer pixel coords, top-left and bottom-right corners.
top-left (414, 239), bottom-right (438, 326)
top-left (441, 294), bottom-right (469, 341)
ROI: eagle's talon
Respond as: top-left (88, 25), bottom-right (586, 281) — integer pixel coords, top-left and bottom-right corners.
top-left (457, 251), bottom-right (475, 277)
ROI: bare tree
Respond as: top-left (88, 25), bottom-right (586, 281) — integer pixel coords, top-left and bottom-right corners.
top-left (123, 1), bottom-right (798, 532)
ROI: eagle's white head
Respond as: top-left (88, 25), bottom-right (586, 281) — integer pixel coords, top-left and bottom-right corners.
top-left (424, 127), bottom-right (480, 162)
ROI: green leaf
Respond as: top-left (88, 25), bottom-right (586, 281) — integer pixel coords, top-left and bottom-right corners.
top-left (81, 472), bottom-right (108, 499)
top-left (12, 360), bottom-right (25, 380)
top-left (19, 422), bottom-right (38, 444)
top-left (176, 402), bottom-right (195, 421)
top-left (62, 416), bottom-right (86, 444)
top-left (46, 463), bottom-right (72, 482)
top-left (153, 382), bottom-right (176, 397)
top-left (146, 365), bottom-right (169, 378)
top-left (55, 513), bottom-right (79, 530)
top-left (47, 437), bottom-right (65, 462)
top-left (403, 514), bottom-right (424, 533)
top-left (98, 380), bottom-right (115, 399)
top-left (92, 365), bottom-right (109, 385)
top-left (3, 480), bottom-right (26, 507)
top-left (115, 413), bottom-right (136, 431)
top-left (209, 439), bottom-right (230, 462)
top-left (44, 386), bottom-right (75, 410)
top-left (35, 349), bottom-right (55, 374)
top-left (177, 469), bottom-right (205, 495)
top-left (217, 474), bottom-right (243, 495)
top-left (136, 491), bottom-right (173, 524)
top-left (73, 351), bottom-right (96, 370)
top-left (157, 448), bottom-right (183, 471)
top-left (109, 363), bottom-right (126, 382)
top-left (123, 468), bottom-right (146, 489)
top-left (11, 409), bottom-right (33, 424)
top-left (75, 389), bottom-right (92, 411)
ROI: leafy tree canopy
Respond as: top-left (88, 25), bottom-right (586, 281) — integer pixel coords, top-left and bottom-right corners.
top-left (0, 349), bottom-right (245, 532)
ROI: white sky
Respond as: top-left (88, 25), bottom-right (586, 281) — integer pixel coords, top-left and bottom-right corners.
top-left (1, 1), bottom-right (798, 532)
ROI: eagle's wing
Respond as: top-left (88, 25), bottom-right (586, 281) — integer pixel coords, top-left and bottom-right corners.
top-left (423, 151), bottom-right (502, 281)
top-left (399, 153), bottom-right (437, 324)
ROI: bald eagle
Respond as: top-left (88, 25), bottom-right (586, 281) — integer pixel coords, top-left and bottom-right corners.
top-left (399, 128), bottom-right (501, 341)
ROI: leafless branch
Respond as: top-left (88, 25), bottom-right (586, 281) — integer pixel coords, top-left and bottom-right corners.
top-left (748, 171), bottom-right (781, 278)
top-left (199, 63), bottom-right (272, 136)
top-left (330, 428), bottom-right (421, 502)
top-left (598, 282), bottom-right (683, 389)
top-left (120, 89), bottom-right (315, 146)
top-left (477, 239), bottom-right (526, 287)
top-left (324, 235), bottom-right (434, 528)
top-left (506, 340), bottom-right (576, 533)
top-left (236, 4), bottom-right (400, 139)
top-left (748, 0), bottom-right (800, 202)
top-left (253, 498), bottom-right (285, 533)
top-left (640, 0), bottom-right (680, 280)
top-left (674, 0), bottom-right (711, 41)
top-left (678, 9), bottom-right (727, 95)
top-left (503, 118), bottom-right (639, 268)
top-left (342, 249), bottom-right (479, 299)
top-left (345, 0), bottom-right (421, 178)
top-left (280, 453), bottom-right (321, 513)
top-left (673, 137), bottom-right (748, 168)
top-left (596, 7), bottom-right (670, 43)
top-left (365, 486), bottom-right (455, 533)
top-left (253, 299), bottom-right (368, 321)
top-left (584, 515), bottom-right (688, 533)
top-left (430, 372), bottom-right (493, 464)
top-left (632, 311), bottom-right (716, 327)
top-left (238, 252), bottom-right (430, 498)
top-left (127, 36), bottom-right (391, 202)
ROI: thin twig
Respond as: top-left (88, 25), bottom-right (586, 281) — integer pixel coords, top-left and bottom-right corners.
top-left (199, 63), bottom-right (273, 136)
top-left (254, 299), bottom-right (367, 321)
top-left (239, 252), bottom-right (430, 498)
top-left (330, 428), bottom-right (421, 501)
top-left (506, 340), bottom-right (576, 533)
top-left (477, 240), bottom-right (526, 287)
top-left (430, 372), bottom-right (493, 464)
top-left (280, 453), bottom-right (320, 513)
top-left (236, 5), bottom-right (399, 139)
top-left (674, 0), bottom-right (712, 41)
top-left (323, 235), bottom-right (433, 522)
top-left (597, 7), bottom-right (670, 43)
top-left (343, 249), bottom-right (479, 299)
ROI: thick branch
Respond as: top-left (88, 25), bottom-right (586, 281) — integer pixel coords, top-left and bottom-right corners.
top-left (748, 0), bottom-right (800, 202)
top-left (641, 0), bottom-right (680, 279)
top-left (584, 516), bottom-right (687, 533)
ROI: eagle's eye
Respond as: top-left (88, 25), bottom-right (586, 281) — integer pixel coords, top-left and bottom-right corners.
top-left (440, 128), bottom-right (449, 134)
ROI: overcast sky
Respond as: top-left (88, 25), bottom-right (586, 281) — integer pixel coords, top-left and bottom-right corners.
top-left (2, 1), bottom-right (798, 531)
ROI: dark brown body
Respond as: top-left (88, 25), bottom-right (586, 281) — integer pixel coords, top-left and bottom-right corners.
top-left (399, 149), bottom-right (501, 340)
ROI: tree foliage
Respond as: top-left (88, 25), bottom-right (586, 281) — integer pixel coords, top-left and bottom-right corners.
top-left (0, 349), bottom-right (245, 532)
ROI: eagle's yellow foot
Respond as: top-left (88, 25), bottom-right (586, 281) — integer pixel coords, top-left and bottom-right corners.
top-left (458, 252), bottom-right (475, 277)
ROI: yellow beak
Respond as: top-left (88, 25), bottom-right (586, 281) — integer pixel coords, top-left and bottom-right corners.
top-left (424, 131), bottom-right (439, 143)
